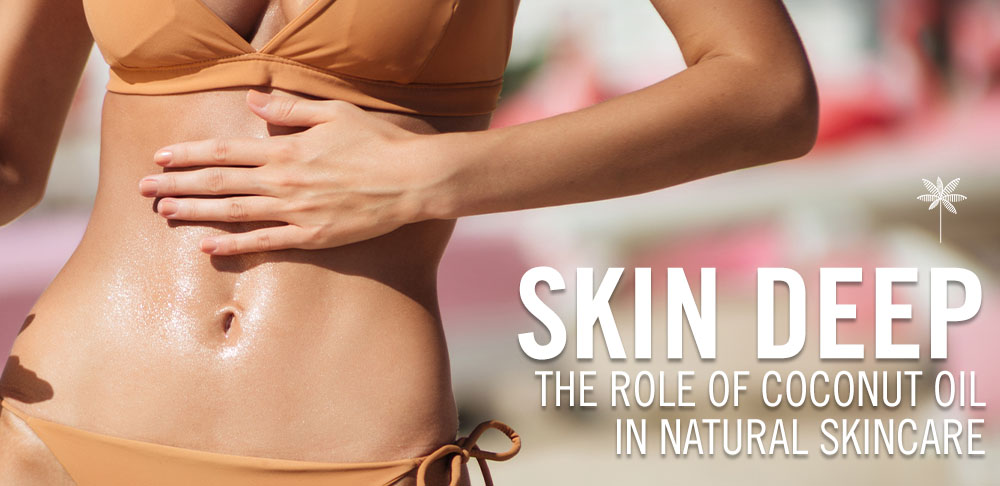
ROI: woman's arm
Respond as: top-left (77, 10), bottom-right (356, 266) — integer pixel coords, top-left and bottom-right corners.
top-left (140, 0), bottom-right (817, 255)
top-left (421, 0), bottom-right (818, 219)
top-left (0, 0), bottom-right (94, 225)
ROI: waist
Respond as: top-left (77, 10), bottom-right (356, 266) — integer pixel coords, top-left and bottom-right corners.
top-left (81, 86), bottom-right (483, 329)
top-left (0, 88), bottom-right (477, 462)
top-left (76, 87), bottom-right (461, 352)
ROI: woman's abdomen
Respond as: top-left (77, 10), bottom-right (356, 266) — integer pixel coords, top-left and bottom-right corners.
top-left (0, 88), bottom-right (483, 463)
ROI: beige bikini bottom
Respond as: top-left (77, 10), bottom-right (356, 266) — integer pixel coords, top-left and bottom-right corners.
top-left (1, 398), bottom-right (520, 486)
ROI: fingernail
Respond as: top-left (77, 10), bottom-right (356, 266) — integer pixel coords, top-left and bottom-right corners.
top-left (139, 178), bottom-right (159, 196)
top-left (201, 239), bottom-right (218, 254)
top-left (247, 90), bottom-right (269, 111)
top-left (153, 150), bottom-right (172, 165)
top-left (158, 199), bottom-right (178, 216)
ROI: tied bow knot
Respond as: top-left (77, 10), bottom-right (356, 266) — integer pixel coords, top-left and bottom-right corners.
top-left (415, 420), bottom-right (520, 486)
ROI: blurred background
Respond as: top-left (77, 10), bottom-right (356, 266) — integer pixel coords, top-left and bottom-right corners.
top-left (2, 0), bottom-right (998, 484)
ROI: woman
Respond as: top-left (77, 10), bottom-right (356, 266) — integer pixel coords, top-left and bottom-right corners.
top-left (0, 0), bottom-right (818, 484)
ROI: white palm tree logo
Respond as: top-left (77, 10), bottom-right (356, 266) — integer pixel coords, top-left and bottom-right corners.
top-left (917, 177), bottom-right (966, 243)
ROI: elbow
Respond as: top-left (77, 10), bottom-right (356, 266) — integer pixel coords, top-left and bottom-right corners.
top-left (0, 180), bottom-right (45, 227)
top-left (763, 62), bottom-right (820, 162)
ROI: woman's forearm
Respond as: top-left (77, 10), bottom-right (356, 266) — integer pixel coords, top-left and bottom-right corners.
top-left (134, 1), bottom-right (820, 254)
top-left (422, 50), bottom-right (818, 220)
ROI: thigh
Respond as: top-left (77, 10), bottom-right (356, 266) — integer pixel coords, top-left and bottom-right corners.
top-left (0, 404), bottom-right (77, 486)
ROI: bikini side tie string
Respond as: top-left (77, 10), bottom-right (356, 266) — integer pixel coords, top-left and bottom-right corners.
top-left (415, 420), bottom-right (521, 486)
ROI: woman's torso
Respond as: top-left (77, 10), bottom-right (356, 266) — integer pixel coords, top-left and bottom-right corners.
top-left (1, 0), bottom-right (500, 470)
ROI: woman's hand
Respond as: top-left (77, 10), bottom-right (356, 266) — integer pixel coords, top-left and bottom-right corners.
top-left (138, 90), bottom-right (445, 255)
top-left (136, 1), bottom-right (818, 258)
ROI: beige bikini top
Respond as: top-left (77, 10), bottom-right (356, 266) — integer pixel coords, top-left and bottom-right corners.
top-left (81, 0), bottom-right (518, 116)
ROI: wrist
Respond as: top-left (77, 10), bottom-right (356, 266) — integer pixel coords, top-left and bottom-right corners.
top-left (409, 130), bottom-right (486, 221)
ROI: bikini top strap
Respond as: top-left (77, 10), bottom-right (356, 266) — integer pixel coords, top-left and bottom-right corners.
top-left (415, 420), bottom-right (521, 486)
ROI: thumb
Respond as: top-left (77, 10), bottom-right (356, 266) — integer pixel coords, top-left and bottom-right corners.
top-left (246, 90), bottom-right (331, 127)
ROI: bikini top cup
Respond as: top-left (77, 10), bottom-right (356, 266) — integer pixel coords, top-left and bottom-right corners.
top-left (81, 0), bottom-right (518, 116)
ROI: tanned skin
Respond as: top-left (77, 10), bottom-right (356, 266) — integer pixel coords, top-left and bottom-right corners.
top-left (0, 1), bottom-right (816, 485)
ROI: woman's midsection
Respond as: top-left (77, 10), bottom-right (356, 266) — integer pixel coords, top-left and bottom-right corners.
top-left (2, 88), bottom-right (491, 462)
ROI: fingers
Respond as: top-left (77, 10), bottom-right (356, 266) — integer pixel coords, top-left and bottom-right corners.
top-left (156, 196), bottom-right (286, 223)
top-left (201, 224), bottom-right (314, 255)
top-left (154, 137), bottom-right (275, 168)
top-left (139, 167), bottom-right (267, 197)
top-left (246, 90), bottom-right (358, 127)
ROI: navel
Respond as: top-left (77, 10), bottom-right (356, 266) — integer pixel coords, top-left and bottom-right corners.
top-left (215, 302), bottom-right (244, 342)
top-left (222, 310), bottom-right (235, 335)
